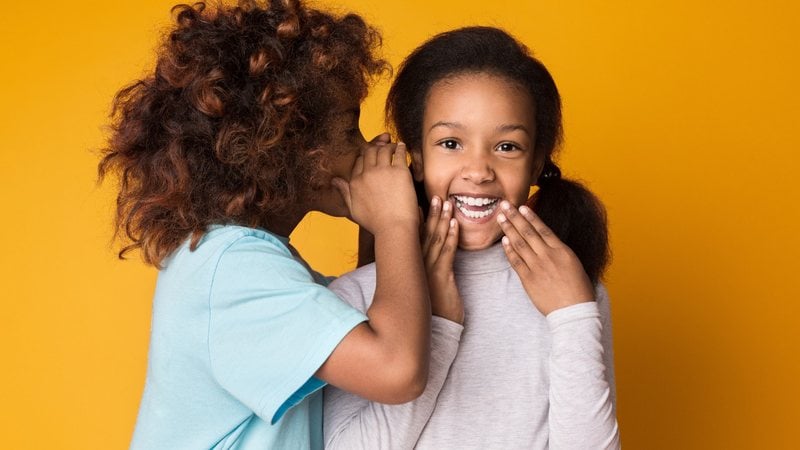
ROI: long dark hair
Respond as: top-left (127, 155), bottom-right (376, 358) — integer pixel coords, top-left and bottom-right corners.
top-left (386, 26), bottom-right (609, 283)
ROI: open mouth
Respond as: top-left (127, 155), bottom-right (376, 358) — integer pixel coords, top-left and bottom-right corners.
top-left (451, 194), bottom-right (501, 220)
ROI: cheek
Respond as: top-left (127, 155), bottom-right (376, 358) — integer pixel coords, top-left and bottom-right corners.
top-left (422, 171), bottom-right (453, 198)
top-left (505, 168), bottom-right (536, 204)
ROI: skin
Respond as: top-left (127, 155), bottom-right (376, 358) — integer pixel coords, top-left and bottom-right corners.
top-left (412, 73), bottom-right (537, 251)
top-left (299, 98), bottom-right (429, 403)
top-left (412, 73), bottom-right (594, 319)
top-left (317, 139), bottom-right (431, 403)
top-left (256, 92), bottom-right (430, 403)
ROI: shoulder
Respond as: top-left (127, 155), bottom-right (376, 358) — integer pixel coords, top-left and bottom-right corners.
top-left (593, 282), bottom-right (615, 323)
top-left (595, 282), bottom-right (609, 302)
top-left (198, 225), bottom-right (315, 291)
top-left (200, 225), bottom-right (291, 256)
top-left (328, 263), bottom-right (377, 312)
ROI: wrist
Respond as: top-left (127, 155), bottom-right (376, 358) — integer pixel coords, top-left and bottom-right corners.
top-left (432, 304), bottom-right (464, 325)
top-left (371, 219), bottom-right (420, 238)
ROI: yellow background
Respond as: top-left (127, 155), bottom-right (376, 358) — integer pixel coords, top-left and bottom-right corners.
top-left (1, 0), bottom-right (797, 448)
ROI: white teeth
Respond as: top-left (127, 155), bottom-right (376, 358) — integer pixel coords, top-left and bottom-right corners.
top-left (453, 195), bottom-right (497, 206)
top-left (458, 206), bottom-right (494, 218)
top-left (452, 195), bottom-right (500, 219)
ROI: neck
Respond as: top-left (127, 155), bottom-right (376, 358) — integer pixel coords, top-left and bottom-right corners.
top-left (263, 209), bottom-right (307, 238)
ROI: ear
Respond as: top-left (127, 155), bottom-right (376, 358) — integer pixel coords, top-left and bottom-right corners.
top-left (409, 148), bottom-right (425, 182)
top-left (530, 153), bottom-right (546, 186)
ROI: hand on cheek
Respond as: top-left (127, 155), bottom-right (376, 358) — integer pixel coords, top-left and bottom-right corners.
top-left (422, 196), bottom-right (464, 324)
top-left (496, 201), bottom-right (594, 316)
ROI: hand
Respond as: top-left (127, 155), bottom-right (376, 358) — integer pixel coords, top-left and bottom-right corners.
top-left (496, 201), bottom-right (594, 316)
top-left (333, 141), bottom-right (419, 236)
top-left (422, 196), bottom-right (463, 324)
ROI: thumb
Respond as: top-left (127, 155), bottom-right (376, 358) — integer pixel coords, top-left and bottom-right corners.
top-left (331, 177), bottom-right (352, 212)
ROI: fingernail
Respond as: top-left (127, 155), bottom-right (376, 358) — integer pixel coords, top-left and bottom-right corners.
top-left (502, 236), bottom-right (510, 246)
top-left (519, 205), bottom-right (531, 215)
top-left (431, 196), bottom-right (440, 207)
top-left (501, 201), bottom-right (511, 210)
top-left (442, 201), bottom-right (451, 211)
top-left (497, 212), bottom-right (507, 223)
top-left (450, 218), bottom-right (456, 228)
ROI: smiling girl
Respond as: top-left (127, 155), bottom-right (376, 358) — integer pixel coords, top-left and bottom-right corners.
top-left (323, 27), bottom-right (620, 449)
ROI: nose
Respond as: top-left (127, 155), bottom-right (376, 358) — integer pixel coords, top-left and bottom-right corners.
top-left (460, 151), bottom-right (495, 184)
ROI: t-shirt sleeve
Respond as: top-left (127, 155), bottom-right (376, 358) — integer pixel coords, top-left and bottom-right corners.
top-left (207, 235), bottom-right (367, 424)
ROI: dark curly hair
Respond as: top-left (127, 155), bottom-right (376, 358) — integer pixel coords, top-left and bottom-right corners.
top-left (98, 0), bottom-right (388, 267)
top-left (387, 27), bottom-right (609, 283)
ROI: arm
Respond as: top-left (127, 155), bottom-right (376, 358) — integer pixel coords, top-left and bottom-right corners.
top-left (316, 141), bottom-right (429, 404)
top-left (324, 197), bottom-right (465, 449)
top-left (324, 317), bottom-right (462, 450)
top-left (546, 286), bottom-right (619, 449)
top-left (496, 203), bottom-right (619, 448)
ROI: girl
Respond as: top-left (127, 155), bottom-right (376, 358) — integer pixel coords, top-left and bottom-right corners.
top-left (99, 1), bottom-right (434, 448)
top-left (323, 27), bottom-right (620, 449)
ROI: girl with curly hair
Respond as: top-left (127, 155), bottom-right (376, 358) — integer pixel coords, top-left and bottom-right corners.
top-left (99, 1), bottom-right (438, 448)
top-left (324, 27), bottom-right (620, 449)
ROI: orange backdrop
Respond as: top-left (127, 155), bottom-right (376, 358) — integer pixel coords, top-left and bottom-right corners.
top-left (1, 0), bottom-right (798, 448)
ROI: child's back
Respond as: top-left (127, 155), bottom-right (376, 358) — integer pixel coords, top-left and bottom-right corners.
top-left (134, 226), bottom-right (365, 448)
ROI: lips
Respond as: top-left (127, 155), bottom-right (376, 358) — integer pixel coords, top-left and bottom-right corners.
top-left (450, 194), bottom-right (501, 221)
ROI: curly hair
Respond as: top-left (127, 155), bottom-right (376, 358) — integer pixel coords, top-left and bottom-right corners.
top-left (98, 0), bottom-right (388, 267)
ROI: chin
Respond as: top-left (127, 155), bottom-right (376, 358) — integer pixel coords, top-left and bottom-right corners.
top-left (457, 228), bottom-right (502, 251)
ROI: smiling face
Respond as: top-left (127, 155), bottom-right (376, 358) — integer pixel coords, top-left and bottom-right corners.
top-left (413, 73), bottom-right (538, 250)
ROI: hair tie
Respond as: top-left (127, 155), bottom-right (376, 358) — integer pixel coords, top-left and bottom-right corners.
top-left (537, 160), bottom-right (561, 187)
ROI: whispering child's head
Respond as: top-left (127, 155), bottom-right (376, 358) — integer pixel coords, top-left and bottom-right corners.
top-left (99, 0), bottom-right (388, 266)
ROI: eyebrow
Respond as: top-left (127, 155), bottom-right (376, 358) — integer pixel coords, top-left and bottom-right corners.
top-left (428, 121), bottom-right (463, 132)
top-left (496, 124), bottom-right (531, 135)
top-left (428, 121), bottom-right (531, 135)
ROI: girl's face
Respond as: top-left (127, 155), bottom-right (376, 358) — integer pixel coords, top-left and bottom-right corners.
top-left (312, 101), bottom-right (366, 218)
top-left (414, 73), bottom-right (537, 250)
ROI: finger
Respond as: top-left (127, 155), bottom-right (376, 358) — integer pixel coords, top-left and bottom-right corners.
top-left (422, 196), bottom-right (442, 255)
top-left (519, 205), bottom-right (562, 248)
top-left (330, 177), bottom-right (351, 212)
top-left (501, 235), bottom-right (532, 277)
top-left (497, 207), bottom-right (537, 269)
top-left (363, 145), bottom-right (378, 167)
top-left (352, 154), bottom-right (364, 176)
top-left (376, 142), bottom-right (394, 166)
top-left (499, 201), bottom-right (548, 254)
top-left (370, 132), bottom-right (391, 145)
top-left (427, 200), bottom-right (453, 266)
top-left (436, 218), bottom-right (458, 270)
top-left (392, 142), bottom-right (408, 167)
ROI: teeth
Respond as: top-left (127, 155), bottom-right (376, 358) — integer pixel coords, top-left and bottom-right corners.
top-left (453, 195), bottom-right (498, 206)
top-left (452, 195), bottom-right (500, 219)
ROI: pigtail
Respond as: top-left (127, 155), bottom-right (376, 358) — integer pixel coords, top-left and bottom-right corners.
top-left (529, 161), bottom-right (609, 284)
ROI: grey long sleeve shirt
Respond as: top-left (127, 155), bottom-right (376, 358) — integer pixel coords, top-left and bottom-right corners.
top-left (324, 243), bottom-right (620, 449)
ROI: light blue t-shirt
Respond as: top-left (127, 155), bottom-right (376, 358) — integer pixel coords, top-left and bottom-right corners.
top-left (130, 225), bottom-right (367, 449)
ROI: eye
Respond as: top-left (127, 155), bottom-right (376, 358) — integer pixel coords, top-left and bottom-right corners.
top-left (496, 142), bottom-right (521, 153)
top-left (437, 139), bottom-right (461, 150)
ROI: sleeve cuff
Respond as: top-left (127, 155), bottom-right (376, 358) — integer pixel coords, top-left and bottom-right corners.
top-left (546, 301), bottom-right (600, 331)
top-left (432, 315), bottom-right (464, 342)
